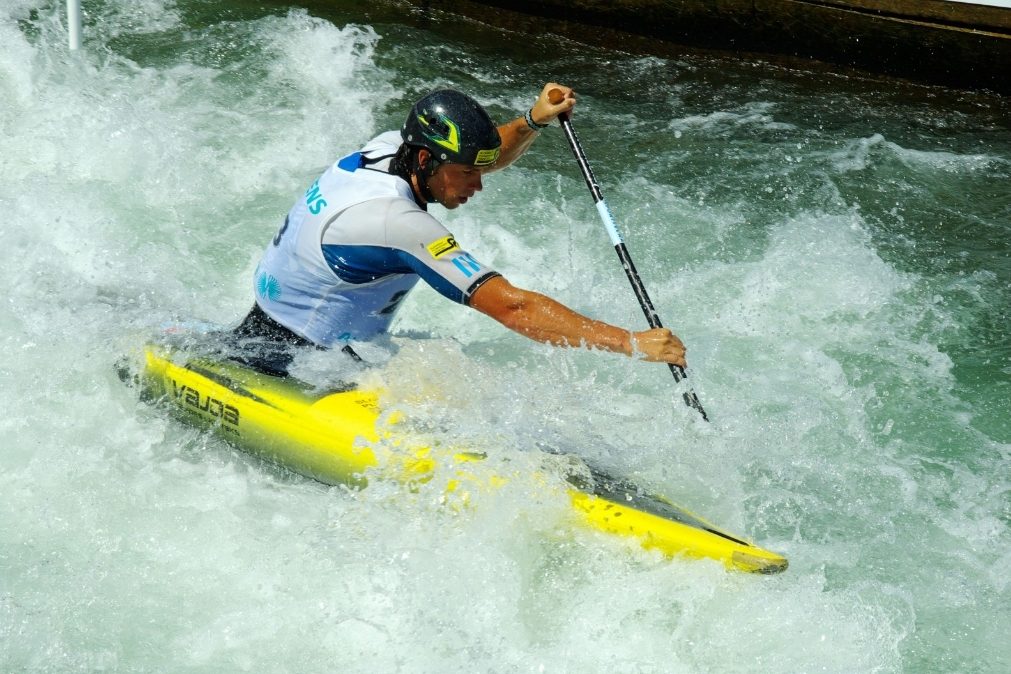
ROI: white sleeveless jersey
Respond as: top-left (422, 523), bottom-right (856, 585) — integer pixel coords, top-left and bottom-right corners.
top-left (254, 131), bottom-right (500, 347)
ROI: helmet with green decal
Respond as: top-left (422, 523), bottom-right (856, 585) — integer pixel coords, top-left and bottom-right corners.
top-left (401, 89), bottom-right (502, 168)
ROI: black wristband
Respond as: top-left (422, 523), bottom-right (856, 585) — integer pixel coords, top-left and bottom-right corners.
top-left (524, 108), bottom-right (550, 131)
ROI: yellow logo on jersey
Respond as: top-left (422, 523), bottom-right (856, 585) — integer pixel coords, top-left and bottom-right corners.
top-left (427, 235), bottom-right (460, 259)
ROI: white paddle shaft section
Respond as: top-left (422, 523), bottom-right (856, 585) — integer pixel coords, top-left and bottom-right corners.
top-left (67, 0), bottom-right (82, 50)
top-left (555, 106), bottom-right (710, 421)
top-left (595, 200), bottom-right (624, 246)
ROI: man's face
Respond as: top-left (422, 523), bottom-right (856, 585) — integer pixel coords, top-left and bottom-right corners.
top-left (427, 161), bottom-right (484, 209)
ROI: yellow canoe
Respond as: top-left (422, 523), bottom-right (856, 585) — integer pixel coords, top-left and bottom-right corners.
top-left (133, 331), bottom-right (787, 574)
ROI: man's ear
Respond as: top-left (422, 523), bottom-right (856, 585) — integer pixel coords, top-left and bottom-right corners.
top-left (417, 148), bottom-right (431, 170)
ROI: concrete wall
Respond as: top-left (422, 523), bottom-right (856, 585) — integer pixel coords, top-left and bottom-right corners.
top-left (405, 0), bottom-right (1010, 93)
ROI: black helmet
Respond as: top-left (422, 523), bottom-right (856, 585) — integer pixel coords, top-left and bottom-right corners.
top-left (402, 89), bottom-right (501, 167)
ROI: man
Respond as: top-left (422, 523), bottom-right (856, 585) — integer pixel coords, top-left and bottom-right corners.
top-left (236, 83), bottom-right (687, 370)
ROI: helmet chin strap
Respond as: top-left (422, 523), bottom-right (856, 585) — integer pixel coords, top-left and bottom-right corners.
top-left (413, 150), bottom-right (440, 205)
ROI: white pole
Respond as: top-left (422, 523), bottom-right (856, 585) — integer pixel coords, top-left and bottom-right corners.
top-left (67, 0), bottom-right (82, 50)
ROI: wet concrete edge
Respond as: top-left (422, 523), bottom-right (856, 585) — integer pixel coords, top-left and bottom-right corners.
top-left (402, 0), bottom-right (1011, 94)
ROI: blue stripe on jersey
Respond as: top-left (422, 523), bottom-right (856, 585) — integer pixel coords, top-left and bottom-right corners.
top-left (321, 244), bottom-right (412, 284)
top-left (321, 244), bottom-right (467, 304)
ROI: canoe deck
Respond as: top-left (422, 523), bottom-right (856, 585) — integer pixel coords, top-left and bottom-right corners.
top-left (129, 330), bottom-right (788, 574)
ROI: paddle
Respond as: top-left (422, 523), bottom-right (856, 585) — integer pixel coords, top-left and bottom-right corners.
top-left (547, 89), bottom-right (710, 422)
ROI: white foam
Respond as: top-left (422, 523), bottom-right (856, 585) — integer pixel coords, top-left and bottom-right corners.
top-left (670, 101), bottom-right (797, 136)
top-left (827, 133), bottom-right (1007, 174)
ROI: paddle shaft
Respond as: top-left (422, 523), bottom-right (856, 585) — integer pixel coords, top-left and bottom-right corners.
top-left (553, 105), bottom-right (709, 421)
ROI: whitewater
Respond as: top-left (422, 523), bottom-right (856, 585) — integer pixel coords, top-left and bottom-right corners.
top-left (1, 1), bottom-right (1008, 671)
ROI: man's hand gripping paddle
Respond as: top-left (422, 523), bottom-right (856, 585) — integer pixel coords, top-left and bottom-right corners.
top-left (548, 89), bottom-right (709, 422)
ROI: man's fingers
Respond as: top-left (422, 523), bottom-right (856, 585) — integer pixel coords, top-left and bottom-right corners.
top-left (632, 328), bottom-right (687, 367)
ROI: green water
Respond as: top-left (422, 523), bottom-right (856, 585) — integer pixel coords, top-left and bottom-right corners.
top-left (1, 1), bottom-right (1008, 671)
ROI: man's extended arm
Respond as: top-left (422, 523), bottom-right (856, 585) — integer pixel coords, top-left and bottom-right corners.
top-left (469, 276), bottom-right (687, 367)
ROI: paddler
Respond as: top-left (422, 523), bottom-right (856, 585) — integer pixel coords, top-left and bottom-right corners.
top-left (235, 84), bottom-right (687, 369)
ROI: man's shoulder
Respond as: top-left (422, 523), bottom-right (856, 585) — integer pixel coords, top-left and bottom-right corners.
top-left (347, 195), bottom-right (443, 233)
top-left (360, 130), bottom-right (402, 156)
